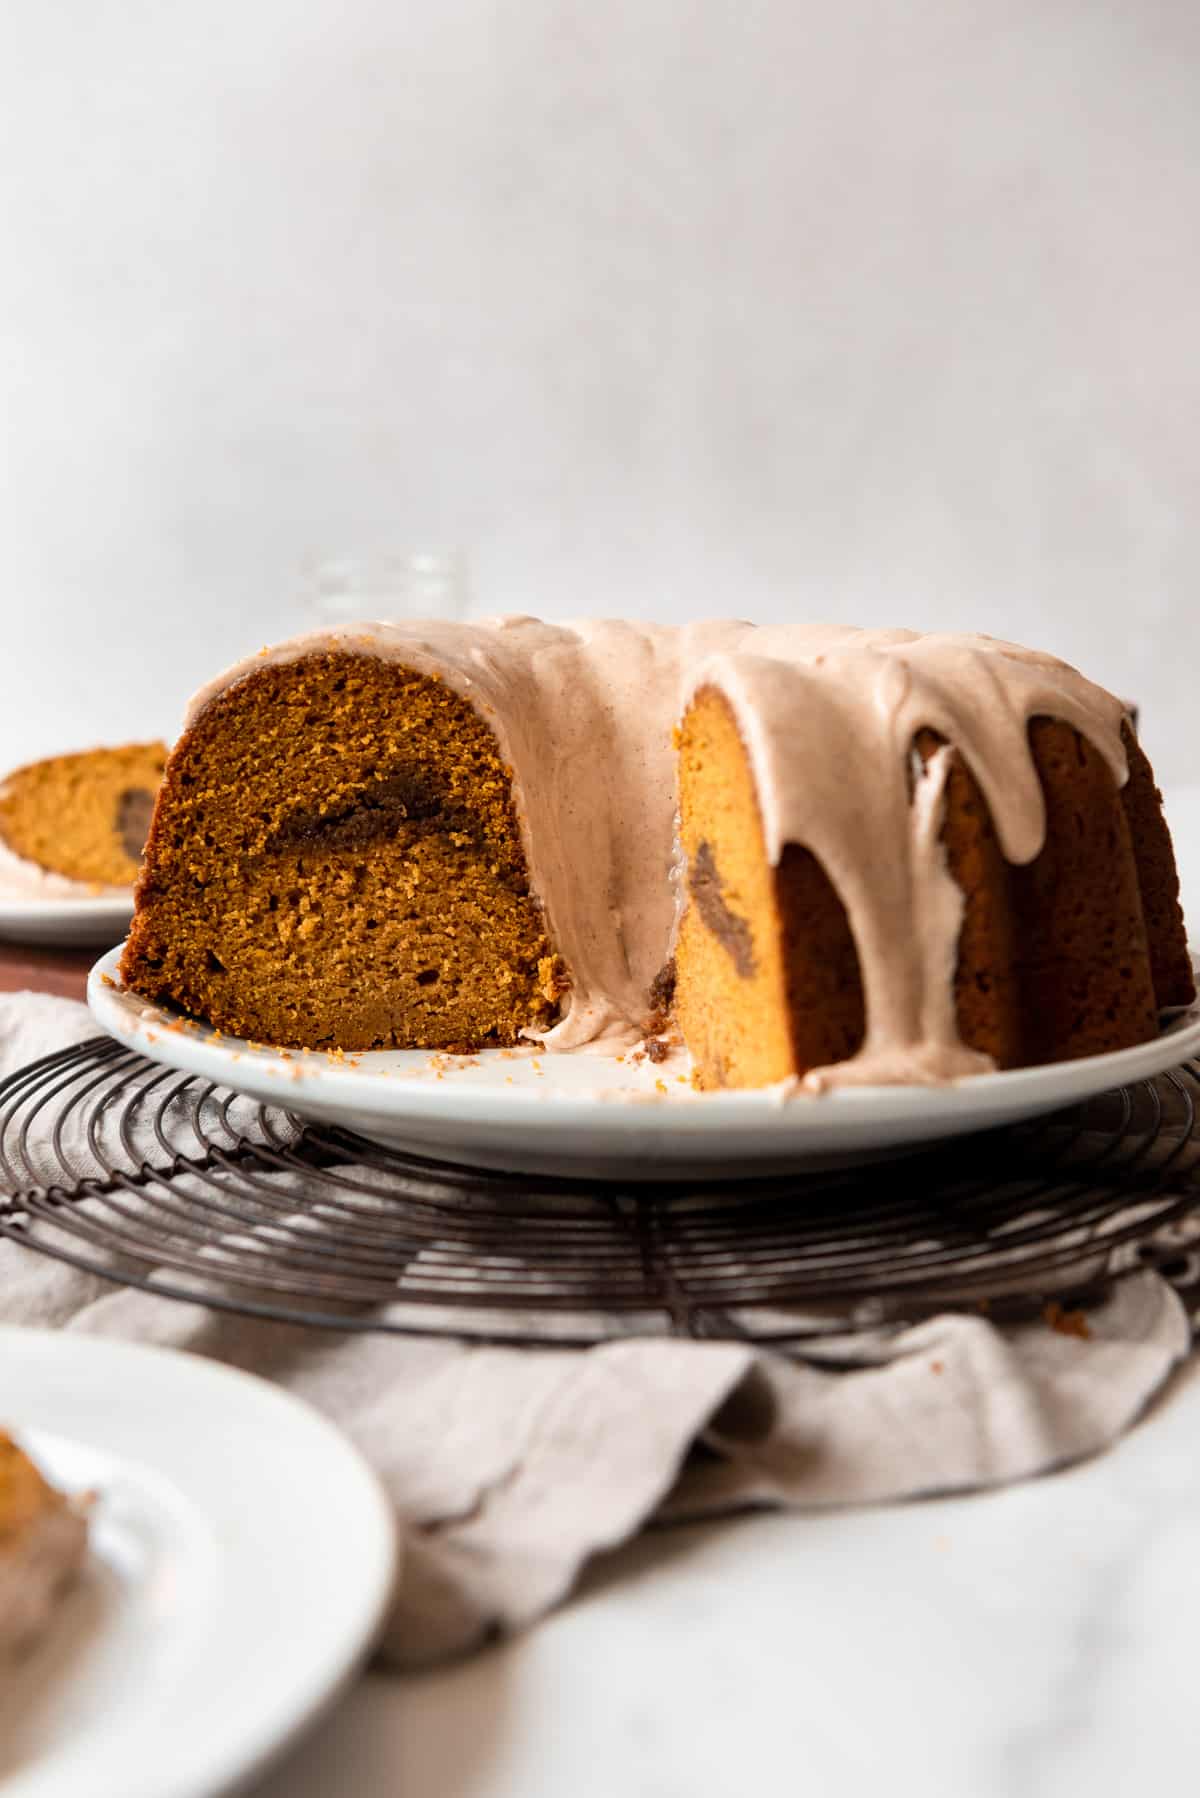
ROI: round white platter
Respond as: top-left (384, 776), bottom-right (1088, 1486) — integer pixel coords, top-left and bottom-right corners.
top-left (87, 945), bottom-right (1200, 1179)
top-left (0, 1327), bottom-right (399, 1798)
top-left (0, 893), bottom-right (134, 948)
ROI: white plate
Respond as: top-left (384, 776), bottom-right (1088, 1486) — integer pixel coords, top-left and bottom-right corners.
top-left (0, 894), bottom-right (134, 948)
top-left (0, 1328), bottom-right (398, 1798)
top-left (87, 945), bottom-right (1200, 1179)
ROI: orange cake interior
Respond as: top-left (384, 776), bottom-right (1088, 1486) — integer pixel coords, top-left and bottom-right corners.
top-left (0, 741), bottom-right (166, 890)
top-left (124, 655), bottom-right (561, 1051)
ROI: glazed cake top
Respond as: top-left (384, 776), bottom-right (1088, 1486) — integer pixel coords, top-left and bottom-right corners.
top-left (187, 619), bottom-right (1130, 1082)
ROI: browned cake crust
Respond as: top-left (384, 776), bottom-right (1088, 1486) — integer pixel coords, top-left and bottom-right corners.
top-left (1008, 718), bottom-right (1159, 1064)
top-left (914, 729), bottom-right (1022, 1067)
top-left (121, 654), bottom-right (563, 1050)
top-left (1118, 722), bottom-right (1195, 1008)
top-left (676, 687), bottom-right (1194, 1090)
top-left (0, 742), bottom-right (166, 888)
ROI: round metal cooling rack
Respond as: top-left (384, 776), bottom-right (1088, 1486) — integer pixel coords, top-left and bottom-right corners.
top-left (2, 1036), bottom-right (1200, 1350)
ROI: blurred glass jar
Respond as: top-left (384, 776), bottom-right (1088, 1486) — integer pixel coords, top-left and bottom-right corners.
top-left (303, 551), bottom-right (471, 625)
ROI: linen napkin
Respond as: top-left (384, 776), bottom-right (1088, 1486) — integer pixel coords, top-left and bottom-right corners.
top-left (0, 992), bottom-right (1190, 1670)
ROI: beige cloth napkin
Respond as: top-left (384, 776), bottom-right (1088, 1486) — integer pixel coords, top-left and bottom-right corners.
top-left (0, 992), bottom-right (1191, 1669)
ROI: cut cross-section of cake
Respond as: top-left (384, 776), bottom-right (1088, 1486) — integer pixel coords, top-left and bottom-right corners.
top-left (121, 651), bottom-right (563, 1051)
top-left (0, 1432), bottom-right (89, 1661)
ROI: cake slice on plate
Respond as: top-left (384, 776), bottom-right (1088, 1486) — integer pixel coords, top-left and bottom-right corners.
top-left (0, 1431), bottom-right (89, 1659)
top-left (0, 741), bottom-right (166, 896)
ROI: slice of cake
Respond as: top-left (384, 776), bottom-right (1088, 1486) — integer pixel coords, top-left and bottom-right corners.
top-left (0, 742), bottom-right (166, 897)
top-left (123, 653), bottom-right (563, 1050)
top-left (0, 1432), bottom-right (88, 1659)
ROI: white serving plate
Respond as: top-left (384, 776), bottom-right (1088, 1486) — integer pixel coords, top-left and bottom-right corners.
top-left (87, 945), bottom-right (1200, 1179)
top-left (0, 1327), bottom-right (398, 1798)
top-left (0, 893), bottom-right (134, 948)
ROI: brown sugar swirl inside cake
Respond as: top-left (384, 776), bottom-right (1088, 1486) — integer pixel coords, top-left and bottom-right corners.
top-left (121, 619), bottom-right (1194, 1086)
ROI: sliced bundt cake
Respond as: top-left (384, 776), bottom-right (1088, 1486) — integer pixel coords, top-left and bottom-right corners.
top-left (674, 674), bottom-right (1192, 1089)
top-left (120, 620), bottom-right (1193, 1084)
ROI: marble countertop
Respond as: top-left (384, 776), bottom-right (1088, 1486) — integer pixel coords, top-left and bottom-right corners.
top-left (253, 1356), bottom-right (1200, 1798)
top-left (250, 786), bottom-right (1200, 1798)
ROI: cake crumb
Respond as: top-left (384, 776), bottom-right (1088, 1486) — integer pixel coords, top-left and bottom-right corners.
top-left (1044, 1300), bottom-right (1091, 1340)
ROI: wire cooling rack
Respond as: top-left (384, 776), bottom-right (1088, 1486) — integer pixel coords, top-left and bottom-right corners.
top-left (2, 1035), bottom-right (1200, 1348)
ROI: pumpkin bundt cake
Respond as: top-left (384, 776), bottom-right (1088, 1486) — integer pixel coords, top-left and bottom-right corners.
top-left (120, 620), bottom-right (1193, 1086)
top-left (0, 742), bottom-right (166, 895)
top-left (0, 1432), bottom-right (88, 1660)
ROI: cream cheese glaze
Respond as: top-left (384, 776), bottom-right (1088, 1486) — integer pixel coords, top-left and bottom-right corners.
top-left (0, 1502), bottom-right (88, 1658)
top-left (0, 1434), bottom-right (88, 1661)
top-left (186, 620), bottom-right (1131, 1081)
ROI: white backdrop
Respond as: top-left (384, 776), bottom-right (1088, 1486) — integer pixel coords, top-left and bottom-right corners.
top-left (0, 0), bottom-right (1195, 779)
